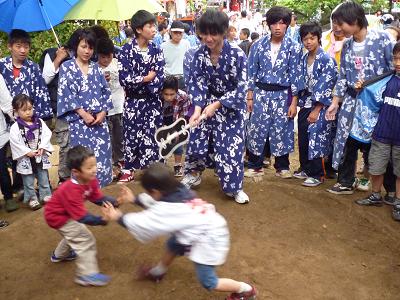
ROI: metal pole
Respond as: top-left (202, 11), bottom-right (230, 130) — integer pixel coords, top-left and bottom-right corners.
top-left (38, 0), bottom-right (61, 48)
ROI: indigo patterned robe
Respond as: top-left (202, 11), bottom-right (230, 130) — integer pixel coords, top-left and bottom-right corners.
top-left (332, 30), bottom-right (393, 169)
top-left (299, 47), bottom-right (337, 159)
top-left (117, 38), bottom-right (165, 170)
top-left (0, 56), bottom-right (52, 119)
top-left (186, 40), bottom-right (247, 194)
top-left (57, 59), bottom-right (113, 187)
top-left (246, 34), bottom-right (302, 157)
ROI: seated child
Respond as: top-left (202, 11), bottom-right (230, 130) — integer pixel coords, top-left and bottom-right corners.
top-left (44, 145), bottom-right (119, 286)
top-left (161, 75), bottom-right (192, 177)
top-left (102, 163), bottom-right (257, 300)
top-left (9, 94), bottom-right (53, 210)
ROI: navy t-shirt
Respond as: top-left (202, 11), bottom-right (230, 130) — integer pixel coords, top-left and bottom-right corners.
top-left (373, 75), bottom-right (400, 145)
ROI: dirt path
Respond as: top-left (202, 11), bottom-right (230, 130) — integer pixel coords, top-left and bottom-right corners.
top-left (1, 162), bottom-right (400, 300)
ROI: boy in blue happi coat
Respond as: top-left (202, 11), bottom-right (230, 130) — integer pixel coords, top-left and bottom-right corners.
top-left (245, 7), bottom-right (303, 179)
top-left (0, 29), bottom-right (52, 120)
top-left (181, 10), bottom-right (249, 204)
top-left (117, 10), bottom-right (165, 183)
top-left (295, 22), bottom-right (338, 187)
top-left (325, 1), bottom-right (393, 195)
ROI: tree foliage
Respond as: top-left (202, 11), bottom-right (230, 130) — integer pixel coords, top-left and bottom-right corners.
top-left (264, 0), bottom-right (390, 25)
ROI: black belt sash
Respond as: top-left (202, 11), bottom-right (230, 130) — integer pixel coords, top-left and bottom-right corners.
top-left (255, 82), bottom-right (289, 92)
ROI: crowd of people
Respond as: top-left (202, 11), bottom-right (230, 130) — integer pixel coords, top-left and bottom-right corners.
top-left (0, 1), bottom-right (399, 298)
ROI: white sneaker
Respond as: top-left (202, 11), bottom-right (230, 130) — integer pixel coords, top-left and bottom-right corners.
top-left (181, 173), bottom-right (201, 188)
top-left (275, 169), bottom-right (292, 179)
top-left (302, 177), bottom-right (322, 187)
top-left (226, 190), bottom-right (250, 204)
top-left (244, 168), bottom-right (264, 177)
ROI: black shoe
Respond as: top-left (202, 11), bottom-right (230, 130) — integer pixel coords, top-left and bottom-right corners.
top-left (326, 183), bottom-right (354, 195)
top-left (355, 193), bottom-right (383, 206)
top-left (392, 204), bottom-right (400, 221)
top-left (383, 194), bottom-right (400, 206)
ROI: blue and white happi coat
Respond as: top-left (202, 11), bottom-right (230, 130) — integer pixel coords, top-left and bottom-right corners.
top-left (0, 56), bottom-right (52, 119)
top-left (117, 38), bottom-right (165, 170)
top-left (57, 59), bottom-right (113, 187)
top-left (299, 47), bottom-right (338, 159)
top-left (246, 34), bottom-right (302, 157)
top-left (186, 40), bottom-right (247, 194)
top-left (332, 30), bottom-right (393, 169)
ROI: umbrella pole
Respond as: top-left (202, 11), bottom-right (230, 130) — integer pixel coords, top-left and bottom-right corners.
top-left (38, 0), bottom-right (61, 48)
top-left (116, 22), bottom-right (122, 46)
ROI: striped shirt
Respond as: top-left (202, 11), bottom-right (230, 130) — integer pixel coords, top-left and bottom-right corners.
top-left (373, 75), bottom-right (400, 145)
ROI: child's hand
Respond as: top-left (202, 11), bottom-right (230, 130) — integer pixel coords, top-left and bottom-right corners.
top-left (307, 108), bottom-right (320, 123)
top-left (325, 102), bottom-right (339, 121)
top-left (287, 103), bottom-right (297, 118)
top-left (101, 201), bottom-right (123, 221)
top-left (92, 111), bottom-right (106, 125)
top-left (117, 185), bottom-right (136, 205)
top-left (37, 149), bottom-right (44, 156)
top-left (143, 71), bottom-right (156, 83)
top-left (26, 151), bottom-right (38, 158)
top-left (202, 101), bottom-right (221, 118)
top-left (189, 106), bottom-right (203, 127)
top-left (82, 111), bottom-right (95, 125)
top-left (354, 79), bottom-right (365, 91)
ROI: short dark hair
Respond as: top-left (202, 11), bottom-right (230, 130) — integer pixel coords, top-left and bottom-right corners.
top-left (251, 32), bottom-right (260, 41)
top-left (393, 41), bottom-right (400, 55)
top-left (162, 75), bottom-right (179, 91)
top-left (64, 28), bottom-right (84, 50)
top-left (292, 14), bottom-right (298, 21)
top-left (12, 94), bottom-right (33, 111)
top-left (331, 1), bottom-right (368, 29)
top-left (125, 26), bottom-right (134, 38)
top-left (66, 146), bottom-right (95, 171)
top-left (90, 25), bottom-right (109, 40)
top-left (183, 23), bottom-right (191, 34)
top-left (158, 23), bottom-right (167, 32)
top-left (241, 11), bottom-right (247, 18)
top-left (141, 163), bottom-right (181, 195)
top-left (131, 10), bottom-right (156, 37)
top-left (241, 28), bottom-right (250, 38)
top-left (72, 29), bottom-right (96, 56)
top-left (8, 29), bottom-right (31, 46)
top-left (197, 9), bottom-right (229, 36)
top-left (96, 37), bottom-right (114, 55)
top-left (266, 6), bottom-right (292, 27)
top-left (299, 21), bottom-right (322, 43)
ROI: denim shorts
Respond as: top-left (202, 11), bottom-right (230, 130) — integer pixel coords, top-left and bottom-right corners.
top-left (166, 236), bottom-right (218, 290)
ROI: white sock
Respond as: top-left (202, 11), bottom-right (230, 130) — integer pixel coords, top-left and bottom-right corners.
top-left (238, 282), bottom-right (252, 293)
top-left (150, 262), bottom-right (167, 276)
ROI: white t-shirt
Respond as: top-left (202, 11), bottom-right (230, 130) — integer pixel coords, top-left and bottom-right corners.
top-left (270, 42), bottom-right (281, 67)
top-left (353, 40), bottom-right (366, 79)
top-left (305, 62), bottom-right (314, 108)
top-left (161, 39), bottom-right (191, 76)
top-left (102, 58), bottom-right (124, 116)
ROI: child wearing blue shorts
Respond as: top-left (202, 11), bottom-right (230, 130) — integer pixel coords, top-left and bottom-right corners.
top-left (102, 163), bottom-right (257, 300)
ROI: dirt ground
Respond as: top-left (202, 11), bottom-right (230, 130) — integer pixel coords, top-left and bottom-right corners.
top-left (1, 151), bottom-right (400, 300)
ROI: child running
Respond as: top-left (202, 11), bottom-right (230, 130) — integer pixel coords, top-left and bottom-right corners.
top-left (102, 162), bottom-right (257, 300)
top-left (10, 94), bottom-right (53, 210)
top-left (44, 145), bottom-right (119, 286)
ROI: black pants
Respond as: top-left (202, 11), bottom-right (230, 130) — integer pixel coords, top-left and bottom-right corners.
top-left (298, 108), bottom-right (324, 179)
top-left (337, 136), bottom-right (370, 187)
top-left (248, 138), bottom-right (288, 171)
top-left (0, 143), bottom-right (13, 200)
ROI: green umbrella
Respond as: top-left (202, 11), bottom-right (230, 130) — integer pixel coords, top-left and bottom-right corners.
top-left (64, 0), bottom-right (165, 21)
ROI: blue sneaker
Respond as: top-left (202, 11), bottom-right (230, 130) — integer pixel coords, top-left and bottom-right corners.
top-left (50, 250), bottom-right (77, 263)
top-left (74, 273), bottom-right (111, 286)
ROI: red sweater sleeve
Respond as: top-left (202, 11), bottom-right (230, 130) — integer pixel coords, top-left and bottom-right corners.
top-left (87, 179), bottom-right (104, 203)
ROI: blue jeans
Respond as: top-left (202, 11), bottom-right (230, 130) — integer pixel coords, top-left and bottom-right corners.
top-left (22, 165), bottom-right (51, 202)
top-left (166, 235), bottom-right (218, 290)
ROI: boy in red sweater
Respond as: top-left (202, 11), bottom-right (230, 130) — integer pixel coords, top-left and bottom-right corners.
top-left (44, 145), bottom-right (118, 286)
